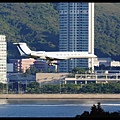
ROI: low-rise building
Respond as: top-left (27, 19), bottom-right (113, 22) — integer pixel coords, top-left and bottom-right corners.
top-left (64, 73), bottom-right (120, 84)
top-left (9, 58), bottom-right (35, 73)
top-left (7, 73), bottom-right (36, 84)
top-left (36, 73), bottom-right (69, 85)
top-left (7, 63), bottom-right (13, 73)
top-left (94, 57), bottom-right (120, 67)
top-left (110, 61), bottom-right (120, 67)
top-left (9, 58), bottom-right (56, 73)
top-left (94, 57), bottom-right (111, 67)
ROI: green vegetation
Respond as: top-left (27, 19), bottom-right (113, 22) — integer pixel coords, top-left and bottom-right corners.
top-left (0, 83), bottom-right (7, 93)
top-left (0, 3), bottom-right (120, 61)
top-left (0, 3), bottom-right (59, 60)
top-left (1, 81), bottom-right (119, 94)
top-left (75, 102), bottom-right (120, 118)
top-left (25, 66), bottom-right (38, 75)
top-left (94, 3), bottom-right (120, 59)
top-left (3, 67), bottom-right (119, 94)
top-left (25, 82), bottom-right (120, 94)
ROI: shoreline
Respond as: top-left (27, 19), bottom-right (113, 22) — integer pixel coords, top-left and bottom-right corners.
top-left (0, 94), bottom-right (120, 99)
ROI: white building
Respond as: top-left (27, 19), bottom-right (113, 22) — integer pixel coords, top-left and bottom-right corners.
top-left (94, 57), bottom-right (111, 67)
top-left (94, 57), bottom-right (120, 68)
top-left (59, 2), bottom-right (94, 72)
top-left (0, 35), bottom-right (7, 83)
top-left (110, 61), bottom-right (120, 67)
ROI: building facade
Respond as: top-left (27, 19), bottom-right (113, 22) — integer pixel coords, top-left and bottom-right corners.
top-left (9, 58), bottom-right (56, 73)
top-left (0, 35), bottom-right (7, 83)
top-left (33, 60), bottom-right (56, 73)
top-left (94, 57), bottom-right (120, 67)
top-left (59, 2), bottom-right (94, 72)
top-left (7, 63), bottom-right (13, 73)
top-left (9, 58), bottom-right (35, 73)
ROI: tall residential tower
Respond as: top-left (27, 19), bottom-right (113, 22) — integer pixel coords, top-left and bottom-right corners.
top-left (0, 35), bottom-right (7, 83)
top-left (59, 2), bottom-right (94, 72)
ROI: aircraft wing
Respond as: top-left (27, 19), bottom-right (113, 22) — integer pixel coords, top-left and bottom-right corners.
top-left (46, 56), bottom-right (68, 61)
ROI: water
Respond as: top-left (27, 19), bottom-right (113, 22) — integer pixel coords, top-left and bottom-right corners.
top-left (0, 99), bottom-right (120, 117)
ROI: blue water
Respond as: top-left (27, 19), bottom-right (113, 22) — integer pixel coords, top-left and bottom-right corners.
top-left (0, 99), bottom-right (120, 117)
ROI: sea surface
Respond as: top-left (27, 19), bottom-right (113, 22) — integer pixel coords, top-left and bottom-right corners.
top-left (0, 98), bottom-right (120, 118)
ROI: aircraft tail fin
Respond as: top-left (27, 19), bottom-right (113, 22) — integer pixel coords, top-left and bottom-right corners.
top-left (13, 42), bottom-right (32, 56)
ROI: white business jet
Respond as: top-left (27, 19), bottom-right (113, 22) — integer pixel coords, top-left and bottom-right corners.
top-left (13, 42), bottom-right (97, 66)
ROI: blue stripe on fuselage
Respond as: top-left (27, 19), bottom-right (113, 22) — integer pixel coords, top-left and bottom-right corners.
top-left (17, 44), bottom-right (29, 56)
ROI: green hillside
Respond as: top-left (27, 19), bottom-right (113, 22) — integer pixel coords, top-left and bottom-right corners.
top-left (0, 3), bottom-right (120, 61)
top-left (94, 3), bottom-right (120, 59)
top-left (0, 3), bottom-right (59, 60)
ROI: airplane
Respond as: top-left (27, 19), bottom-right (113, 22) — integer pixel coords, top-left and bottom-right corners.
top-left (13, 42), bottom-right (97, 66)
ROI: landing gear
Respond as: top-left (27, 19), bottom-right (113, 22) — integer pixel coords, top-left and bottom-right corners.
top-left (47, 60), bottom-right (58, 72)
top-left (48, 62), bottom-right (54, 66)
top-left (46, 60), bottom-right (58, 66)
top-left (46, 60), bottom-right (53, 66)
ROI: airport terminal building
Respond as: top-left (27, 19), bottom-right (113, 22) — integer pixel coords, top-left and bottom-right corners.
top-left (59, 2), bottom-right (94, 72)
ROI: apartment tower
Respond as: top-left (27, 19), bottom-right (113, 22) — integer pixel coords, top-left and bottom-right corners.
top-left (59, 2), bottom-right (94, 72)
top-left (0, 35), bottom-right (7, 83)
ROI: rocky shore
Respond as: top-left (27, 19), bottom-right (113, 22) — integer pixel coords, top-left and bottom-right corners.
top-left (0, 94), bottom-right (120, 99)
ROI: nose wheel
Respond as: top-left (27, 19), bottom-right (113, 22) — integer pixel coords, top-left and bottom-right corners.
top-left (46, 60), bottom-right (54, 66)
top-left (46, 60), bottom-right (58, 66)
top-left (48, 62), bottom-right (54, 66)
top-left (47, 61), bottom-right (58, 72)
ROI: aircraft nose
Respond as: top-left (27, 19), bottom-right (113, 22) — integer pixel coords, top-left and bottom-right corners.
top-left (94, 55), bottom-right (97, 58)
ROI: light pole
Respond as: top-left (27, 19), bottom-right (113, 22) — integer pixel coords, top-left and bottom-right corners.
top-left (60, 81), bottom-right (61, 94)
top-left (2, 83), bottom-right (4, 93)
top-left (18, 82), bottom-right (20, 94)
top-left (6, 80), bottom-right (9, 94)
top-left (80, 82), bottom-right (82, 89)
top-left (39, 82), bottom-right (41, 88)
top-left (6, 78), bottom-right (9, 94)
top-left (25, 80), bottom-right (27, 92)
top-left (12, 82), bottom-right (13, 93)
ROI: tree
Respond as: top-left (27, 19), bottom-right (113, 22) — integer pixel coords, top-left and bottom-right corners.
top-left (26, 68), bottom-right (31, 74)
top-left (30, 66), bottom-right (38, 75)
top-left (75, 102), bottom-right (120, 118)
top-left (40, 69), bottom-right (43, 73)
top-left (71, 67), bottom-right (86, 74)
top-left (26, 82), bottom-right (40, 93)
top-left (75, 111), bottom-right (89, 118)
top-left (97, 102), bottom-right (104, 113)
top-left (90, 104), bottom-right (97, 115)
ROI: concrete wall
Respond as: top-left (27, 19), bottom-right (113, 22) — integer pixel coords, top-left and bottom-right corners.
top-left (36, 73), bottom-right (69, 85)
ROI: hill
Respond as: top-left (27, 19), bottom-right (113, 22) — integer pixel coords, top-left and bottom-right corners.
top-left (94, 3), bottom-right (120, 60)
top-left (0, 3), bottom-right (59, 60)
top-left (0, 3), bottom-right (120, 61)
